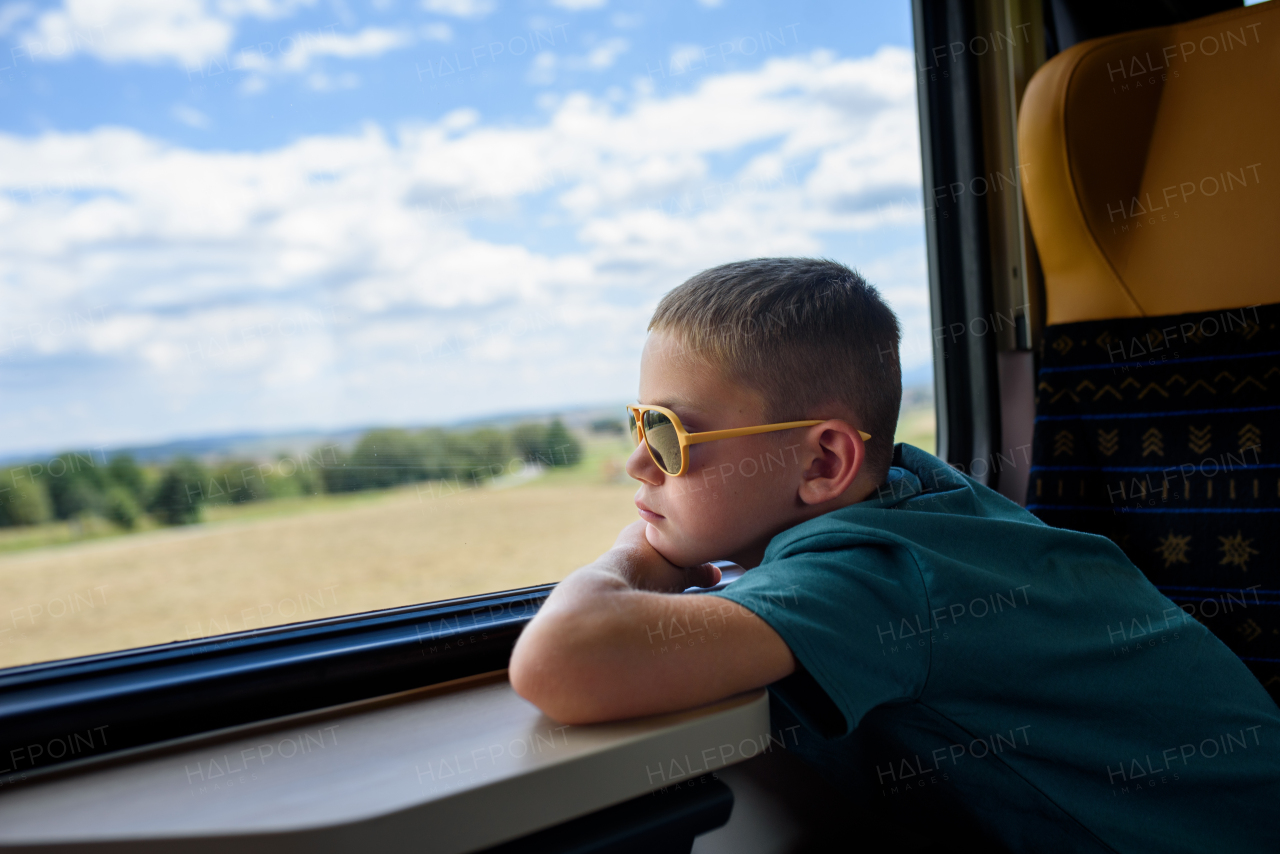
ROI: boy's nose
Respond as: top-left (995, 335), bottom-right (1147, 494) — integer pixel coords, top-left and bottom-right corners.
top-left (625, 440), bottom-right (664, 485)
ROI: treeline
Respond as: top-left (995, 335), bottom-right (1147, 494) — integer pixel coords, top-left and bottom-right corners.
top-left (0, 419), bottom-right (583, 529)
top-left (316, 419), bottom-right (581, 493)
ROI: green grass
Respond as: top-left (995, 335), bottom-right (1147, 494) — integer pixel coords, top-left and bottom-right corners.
top-left (0, 484), bottom-right (434, 557)
top-left (200, 487), bottom-right (413, 524)
top-left (526, 434), bottom-right (633, 488)
top-left (0, 515), bottom-right (148, 555)
top-left (894, 402), bottom-right (937, 455)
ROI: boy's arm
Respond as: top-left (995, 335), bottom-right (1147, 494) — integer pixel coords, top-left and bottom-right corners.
top-left (508, 522), bottom-right (796, 724)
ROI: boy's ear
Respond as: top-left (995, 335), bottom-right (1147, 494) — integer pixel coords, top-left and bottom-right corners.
top-left (796, 421), bottom-right (865, 505)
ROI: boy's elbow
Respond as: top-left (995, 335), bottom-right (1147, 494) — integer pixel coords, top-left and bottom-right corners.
top-left (512, 680), bottom-right (607, 726)
top-left (508, 632), bottom-right (558, 713)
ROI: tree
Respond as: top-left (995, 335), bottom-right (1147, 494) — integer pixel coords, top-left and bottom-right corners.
top-left (266, 456), bottom-right (323, 499)
top-left (590, 418), bottom-right (626, 435)
top-left (543, 419), bottom-right (583, 467)
top-left (418, 428), bottom-right (453, 481)
top-left (206, 460), bottom-right (272, 505)
top-left (348, 429), bottom-right (428, 489)
top-left (58, 478), bottom-right (105, 518)
top-left (450, 428), bottom-right (513, 483)
top-left (150, 458), bottom-right (208, 525)
top-left (511, 423), bottom-right (549, 463)
top-left (0, 473), bottom-right (53, 526)
top-left (103, 486), bottom-right (141, 529)
top-left (318, 447), bottom-right (360, 494)
top-left (44, 452), bottom-right (108, 519)
top-left (107, 454), bottom-right (148, 504)
top-left (512, 420), bottom-right (582, 468)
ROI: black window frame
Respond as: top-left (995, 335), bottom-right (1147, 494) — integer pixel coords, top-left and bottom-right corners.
top-left (0, 584), bottom-right (553, 779)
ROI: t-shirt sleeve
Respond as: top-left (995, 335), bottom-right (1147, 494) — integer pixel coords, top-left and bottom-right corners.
top-left (709, 538), bottom-right (931, 738)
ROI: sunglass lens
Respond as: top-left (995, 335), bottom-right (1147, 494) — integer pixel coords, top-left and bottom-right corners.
top-left (627, 409), bottom-right (640, 446)
top-left (641, 410), bottom-right (682, 474)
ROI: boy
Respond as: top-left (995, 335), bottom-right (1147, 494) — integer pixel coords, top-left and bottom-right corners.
top-left (509, 258), bottom-right (1280, 852)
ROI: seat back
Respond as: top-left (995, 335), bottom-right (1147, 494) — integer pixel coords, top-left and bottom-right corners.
top-left (1021, 2), bottom-right (1278, 325)
top-left (1019, 2), bottom-right (1280, 699)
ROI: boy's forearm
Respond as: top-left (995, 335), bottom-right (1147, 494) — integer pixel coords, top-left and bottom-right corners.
top-left (508, 553), bottom-right (650, 720)
top-left (514, 540), bottom-right (706, 672)
top-left (509, 550), bottom-right (794, 724)
top-left (509, 540), bottom-right (716, 722)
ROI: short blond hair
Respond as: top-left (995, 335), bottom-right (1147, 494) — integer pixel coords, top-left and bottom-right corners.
top-left (649, 258), bottom-right (902, 481)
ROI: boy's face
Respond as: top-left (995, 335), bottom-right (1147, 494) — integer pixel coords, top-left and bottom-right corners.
top-left (628, 331), bottom-right (813, 569)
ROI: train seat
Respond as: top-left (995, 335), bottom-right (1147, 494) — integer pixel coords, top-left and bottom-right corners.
top-left (1019, 2), bottom-right (1280, 699)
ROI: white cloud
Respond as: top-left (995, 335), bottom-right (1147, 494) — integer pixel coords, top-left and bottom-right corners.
top-left (170, 103), bottom-right (211, 128)
top-left (668, 43), bottom-right (702, 73)
top-left (188, 25), bottom-right (415, 90)
top-left (15, 0), bottom-right (334, 68)
top-left (214, 0), bottom-right (317, 17)
top-left (239, 74), bottom-right (268, 94)
top-left (0, 47), bottom-right (928, 450)
top-left (273, 26), bottom-right (414, 72)
top-left (306, 70), bottom-right (360, 90)
top-left (420, 22), bottom-right (453, 41)
top-left (525, 50), bottom-right (557, 85)
top-left (524, 37), bottom-right (628, 84)
top-left (0, 2), bottom-right (34, 37)
top-left (420, 0), bottom-right (494, 19)
top-left (439, 108), bottom-right (480, 131)
top-left (578, 36), bottom-right (626, 69)
top-left (22, 0), bottom-right (235, 66)
top-left (550, 0), bottom-right (606, 9)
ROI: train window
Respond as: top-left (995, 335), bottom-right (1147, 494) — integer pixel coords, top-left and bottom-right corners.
top-left (0, 0), bottom-right (932, 669)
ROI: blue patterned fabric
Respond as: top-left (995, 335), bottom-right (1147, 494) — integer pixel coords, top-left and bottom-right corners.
top-left (1027, 301), bottom-right (1280, 701)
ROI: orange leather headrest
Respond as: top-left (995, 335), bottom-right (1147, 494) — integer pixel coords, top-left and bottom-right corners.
top-left (1019, 3), bottom-right (1279, 326)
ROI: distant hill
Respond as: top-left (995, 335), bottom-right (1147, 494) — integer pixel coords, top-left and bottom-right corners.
top-left (0, 404), bottom-right (627, 467)
top-left (113, 429), bottom-right (370, 465)
top-left (0, 429), bottom-right (368, 468)
top-left (2, 383), bottom-right (933, 466)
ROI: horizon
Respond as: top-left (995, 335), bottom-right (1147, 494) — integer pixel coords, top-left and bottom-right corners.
top-left (0, 372), bottom-right (935, 466)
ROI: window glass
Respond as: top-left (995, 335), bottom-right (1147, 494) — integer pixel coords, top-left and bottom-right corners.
top-left (0, 0), bottom-right (933, 668)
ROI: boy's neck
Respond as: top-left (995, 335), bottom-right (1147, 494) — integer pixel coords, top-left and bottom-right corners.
top-left (733, 477), bottom-right (880, 569)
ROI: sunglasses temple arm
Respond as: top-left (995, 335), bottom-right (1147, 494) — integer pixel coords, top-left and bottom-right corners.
top-left (684, 424), bottom-right (871, 445)
top-left (682, 421), bottom-right (816, 445)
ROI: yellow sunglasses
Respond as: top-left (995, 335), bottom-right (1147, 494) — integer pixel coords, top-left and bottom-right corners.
top-left (626, 403), bottom-right (870, 476)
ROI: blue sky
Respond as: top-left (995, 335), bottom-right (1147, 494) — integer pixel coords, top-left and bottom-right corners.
top-left (0, 0), bottom-right (930, 456)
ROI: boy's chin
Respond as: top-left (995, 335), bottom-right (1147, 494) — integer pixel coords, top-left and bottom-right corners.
top-left (644, 524), bottom-right (724, 569)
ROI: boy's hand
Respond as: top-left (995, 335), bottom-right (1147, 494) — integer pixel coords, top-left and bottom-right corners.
top-left (607, 521), bottom-right (722, 592)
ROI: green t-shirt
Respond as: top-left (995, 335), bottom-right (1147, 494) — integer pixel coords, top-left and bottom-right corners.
top-left (710, 444), bottom-right (1280, 853)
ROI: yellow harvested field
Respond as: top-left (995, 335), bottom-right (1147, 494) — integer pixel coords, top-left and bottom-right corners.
top-left (0, 412), bottom-right (935, 671)
top-left (0, 481), bottom-right (639, 669)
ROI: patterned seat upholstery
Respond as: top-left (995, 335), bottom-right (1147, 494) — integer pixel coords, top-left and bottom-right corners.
top-left (1018, 3), bottom-right (1280, 699)
top-left (1027, 303), bottom-right (1279, 696)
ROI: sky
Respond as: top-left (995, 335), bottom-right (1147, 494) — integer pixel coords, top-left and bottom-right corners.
top-left (0, 0), bottom-right (930, 457)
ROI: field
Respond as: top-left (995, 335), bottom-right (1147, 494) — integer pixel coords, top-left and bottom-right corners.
top-left (0, 411), bottom-right (935, 670)
top-left (0, 441), bottom-right (640, 670)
